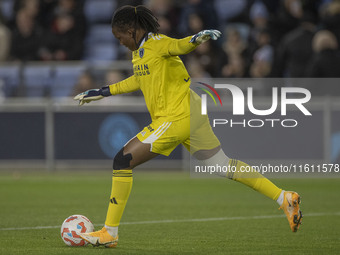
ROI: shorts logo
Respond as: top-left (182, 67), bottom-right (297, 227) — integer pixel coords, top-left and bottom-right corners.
top-left (142, 122), bottom-right (172, 146)
top-left (139, 48), bottom-right (145, 58)
top-left (141, 131), bottom-right (146, 136)
top-left (147, 125), bottom-right (154, 132)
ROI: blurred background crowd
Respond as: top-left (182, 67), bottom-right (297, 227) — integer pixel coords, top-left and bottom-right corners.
top-left (0, 0), bottom-right (340, 98)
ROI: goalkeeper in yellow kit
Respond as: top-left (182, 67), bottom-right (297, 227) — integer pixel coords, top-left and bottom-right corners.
top-left (74, 5), bottom-right (302, 248)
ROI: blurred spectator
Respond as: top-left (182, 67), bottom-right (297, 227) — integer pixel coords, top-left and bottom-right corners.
top-left (186, 57), bottom-right (211, 79)
top-left (189, 40), bottom-right (225, 77)
top-left (158, 14), bottom-right (179, 38)
top-left (306, 30), bottom-right (340, 77)
top-left (37, 0), bottom-right (86, 61)
top-left (248, 1), bottom-right (271, 65)
top-left (250, 0), bottom-right (269, 30)
top-left (187, 12), bottom-right (205, 34)
top-left (261, 0), bottom-right (281, 13)
top-left (71, 70), bottom-right (97, 96)
top-left (250, 46), bottom-right (273, 78)
top-left (319, 0), bottom-right (340, 43)
top-left (284, 0), bottom-right (303, 19)
top-left (39, 13), bottom-right (83, 60)
top-left (221, 26), bottom-right (248, 78)
top-left (221, 54), bottom-right (246, 78)
top-left (249, 29), bottom-right (274, 78)
top-left (0, 13), bottom-right (11, 61)
top-left (223, 26), bottom-right (248, 59)
top-left (145, 0), bottom-right (180, 36)
top-left (13, 0), bottom-right (40, 18)
top-left (214, 0), bottom-right (248, 26)
top-left (274, 0), bottom-right (303, 41)
top-left (38, 0), bottom-right (58, 29)
top-left (104, 70), bottom-right (141, 96)
top-left (145, 0), bottom-right (173, 15)
top-left (53, 0), bottom-right (86, 38)
top-left (178, 0), bottom-right (218, 36)
top-left (105, 70), bottom-right (125, 85)
top-left (9, 0), bottom-right (40, 28)
top-left (274, 11), bottom-right (317, 77)
top-left (10, 8), bottom-right (42, 61)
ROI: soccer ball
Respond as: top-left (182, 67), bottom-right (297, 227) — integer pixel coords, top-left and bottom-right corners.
top-left (60, 215), bottom-right (94, 246)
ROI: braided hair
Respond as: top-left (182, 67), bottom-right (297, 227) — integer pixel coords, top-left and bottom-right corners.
top-left (111, 5), bottom-right (160, 34)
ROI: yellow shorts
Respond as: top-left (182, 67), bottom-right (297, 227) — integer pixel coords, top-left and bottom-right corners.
top-left (136, 115), bottom-right (220, 156)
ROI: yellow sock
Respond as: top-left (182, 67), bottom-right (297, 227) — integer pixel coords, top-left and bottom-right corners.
top-left (105, 169), bottom-right (133, 227)
top-left (228, 159), bottom-right (282, 200)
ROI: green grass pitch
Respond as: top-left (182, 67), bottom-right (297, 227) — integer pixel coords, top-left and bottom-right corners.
top-left (0, 171), bottom-right (339, 255)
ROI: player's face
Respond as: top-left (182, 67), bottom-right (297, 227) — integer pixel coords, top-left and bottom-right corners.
top-left (112, 27), bottom-right (136, 51)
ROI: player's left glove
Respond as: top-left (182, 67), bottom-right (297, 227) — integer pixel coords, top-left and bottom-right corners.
top-left (189, 29), bottom-right (222, 45)
top-left (74, 86), bottom-right (111, 106)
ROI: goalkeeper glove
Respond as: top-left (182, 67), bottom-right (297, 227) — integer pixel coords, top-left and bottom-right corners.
top-left (74, 86), bottom-right (111, 106)
top-left (189, 29), bottom-right (222, 45)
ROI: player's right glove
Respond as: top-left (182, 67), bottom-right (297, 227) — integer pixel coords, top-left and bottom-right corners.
top-left (74, 86), bottom-right (111, 106)
top-left (189, 29), bottom-right (222, 45)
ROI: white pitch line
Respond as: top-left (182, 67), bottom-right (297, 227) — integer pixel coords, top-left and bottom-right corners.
top-left (1, 212), bottom-right (340, 231)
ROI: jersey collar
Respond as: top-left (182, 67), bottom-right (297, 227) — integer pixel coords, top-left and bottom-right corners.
top-left (137, 32), bottom-right (150, 49)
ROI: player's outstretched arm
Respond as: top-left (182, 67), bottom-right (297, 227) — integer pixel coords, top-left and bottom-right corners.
top-left (189, 29), bottom-right (222, 45)
top-left (168, 29), bottom-right (222, 56)
top-left (74, 86), bottom-right (111, 106)
top-left (74, 76), bottom-right (141, 105)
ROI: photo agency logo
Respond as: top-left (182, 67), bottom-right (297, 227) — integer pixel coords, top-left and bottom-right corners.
top-left (197, 82), bottom-right (312, 128)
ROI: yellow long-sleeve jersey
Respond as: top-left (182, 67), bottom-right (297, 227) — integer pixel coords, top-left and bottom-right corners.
top-left (108, 33), bottom-right (197, 121)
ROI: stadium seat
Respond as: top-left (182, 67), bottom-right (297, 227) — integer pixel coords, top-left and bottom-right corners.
top-left (84, 25), bottom-right (117, 61)
top-left (0, 0), bottom-right (14, 22)
top-left (84, 0), bottom-right (116, 24)
top-left (50, 65), bottom-right (87, 98)
top-left (0, 65), bottom-right (20, 97)
top-left (23, 65), bottom-right (52, 97)
top-left (86, 24), bottom-right (115, 44)
top-left (85, 42), bottom-right (118, 62)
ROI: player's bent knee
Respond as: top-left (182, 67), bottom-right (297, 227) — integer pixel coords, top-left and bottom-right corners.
top-left (113, 148), bottom-right (133, 170)
top-left (197, 149), bottom-right (230, 178)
